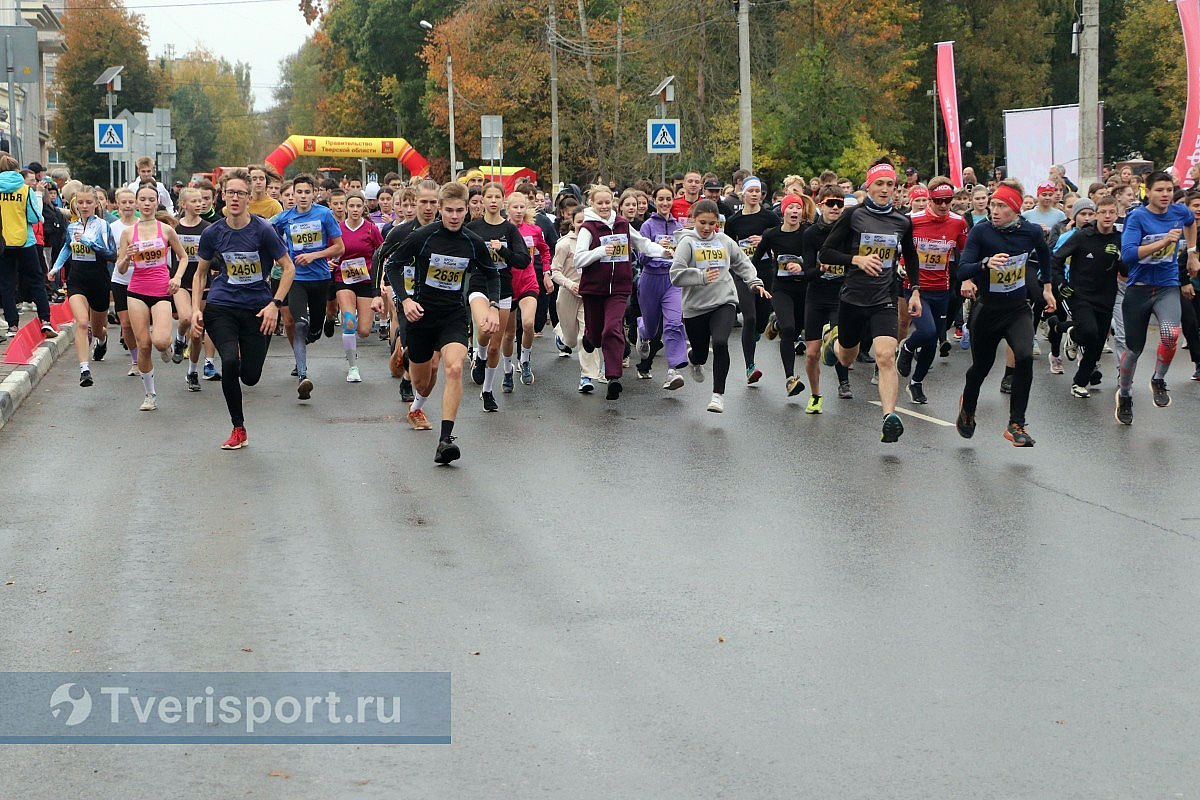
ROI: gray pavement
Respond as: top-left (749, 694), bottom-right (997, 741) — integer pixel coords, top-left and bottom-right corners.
top-left (1, 332), bottom-right (1198, 798)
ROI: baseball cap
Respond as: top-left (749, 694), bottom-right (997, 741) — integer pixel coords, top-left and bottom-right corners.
top-left (703, 180), bottom-right (721, 191)
top-left (904, 167), bottom-right (916, 176)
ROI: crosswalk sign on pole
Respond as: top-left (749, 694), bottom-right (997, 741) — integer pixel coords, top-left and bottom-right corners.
top-left (93, 118), bottom-right (128, 153)
top-left (647, 118), bottom-right (680, 154)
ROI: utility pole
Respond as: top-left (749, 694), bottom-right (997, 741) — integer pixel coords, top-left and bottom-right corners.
top-left (446, 52), bottom-right (456, 180)
top-left (737, 0), bottom-right (752, 172)
top-left (548, 0), bottom-right (560, 188)
top-left (1077, 0), bottom-right (1100, 187)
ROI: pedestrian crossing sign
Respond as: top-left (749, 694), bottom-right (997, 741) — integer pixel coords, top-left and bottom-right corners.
top-left (647, 119), bottom-right (680, 154)
top-left (93, 118), bottom-right (128, 153)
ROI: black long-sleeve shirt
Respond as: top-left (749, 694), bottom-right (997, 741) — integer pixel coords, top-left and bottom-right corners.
top-left (385, 221), bottom-right (499, 311)
top-left (752, 224), bottom-right (807, 289)
top-left (1050, 223), bottom-right (1122, 309)
top-left (959, 218), bottom-right (1052, 308)
top-left (819, 204), bottom-right (919, 307)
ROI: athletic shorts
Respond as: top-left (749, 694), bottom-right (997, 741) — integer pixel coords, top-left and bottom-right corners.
top-left (126, 289), bottom-right (171, 308)
top-left (404, 305), bottom-right (469, 364)
top-left (179, 262), bottom-right (198, 293)
top-left (67, 268), bottom-right (111, 313)
top-left (111, 282), bottom-right (129, 314)
top-left (804, 290), bottom-right (841, 341)
top-left (837, 300), bottom-right (898, 346)
top-left (334, 281), bottom-right (376, 299)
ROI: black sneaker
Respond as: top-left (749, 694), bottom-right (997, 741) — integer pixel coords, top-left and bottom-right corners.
top-left (1114, 392), bottom-right (1133, 425)
top-left (92, 337), bottom-right (108, 362)
top-left (399, 379), bottom-right (414, 403)
top-left (172, 338), bottom-right (185, 364)
top-left (896, 344), bottom-right (914, 378)
top-left (305, 328), bottom-right (322, 345)
top-left (323, 316), bottom-right (336, 338)
top-left (606, 379), bottom-right (622, 400)
top-left (956, 397), bottom-right (976, 439)
top-left (297, 377), bottom-right (313, 400)
top-left (881, 412), bottom-right (904, 443)
top-left (939, 340), bottom-right (952, 358)
top-left (838, 380), bottom-right (853, 400)
top-left (186, 371), bottom-right (201, 392)
top-left (1150, 378), bottom-right (1171, 407)
top-left (1090, 370), bottom-right (1102, 387)
top-left (481, 391), bottom-right (498, 412)
top-left (290, 365), bottom-right (299, 377)
top-left (471, 357), bottom-right (486, 385)
top-left (1000, 375), bottom-right (1013, 394)
top-left (1004, 421), bottom-right (1036, 447)
top-left (857, 350), bottom-right (875, 364)
top-left (434, 436), bottom-right (460, 464)
top-left (79, 369), bottom-right (93, 388)
top-left (906, 381), bottom-right (927, 404)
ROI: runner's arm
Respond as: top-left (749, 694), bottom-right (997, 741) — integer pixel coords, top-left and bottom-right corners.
top-left (818, 210), bottom-right (855, 268)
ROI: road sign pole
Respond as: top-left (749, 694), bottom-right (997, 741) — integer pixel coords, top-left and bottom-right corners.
top-left (6, 36), bottom-right (18, 163)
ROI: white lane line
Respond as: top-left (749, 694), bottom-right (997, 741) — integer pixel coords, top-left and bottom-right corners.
top-left (868, 400), bottom-right (955, 427)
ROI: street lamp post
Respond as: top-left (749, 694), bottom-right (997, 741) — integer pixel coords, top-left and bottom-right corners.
top-left (420, 20), bottom-right (456, 180)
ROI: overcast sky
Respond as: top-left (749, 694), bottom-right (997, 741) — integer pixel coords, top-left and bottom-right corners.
top-left (135, 0), bottom-right (316, 111)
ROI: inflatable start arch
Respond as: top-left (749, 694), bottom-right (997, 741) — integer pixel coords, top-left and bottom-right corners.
top-left (264, 135), bottom-right (430, 177)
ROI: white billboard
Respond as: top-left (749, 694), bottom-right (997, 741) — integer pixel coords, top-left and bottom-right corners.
top-left (1003, 104), bottom-right (1103, 193)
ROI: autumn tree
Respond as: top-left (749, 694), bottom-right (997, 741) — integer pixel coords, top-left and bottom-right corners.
top-left (160, 49), bottom-right (256, 174)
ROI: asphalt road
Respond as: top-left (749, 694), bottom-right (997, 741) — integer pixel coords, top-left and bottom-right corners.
top-left (1, 331), bottom-right (1197, 798)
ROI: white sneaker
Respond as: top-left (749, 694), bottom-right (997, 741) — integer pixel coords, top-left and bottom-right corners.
top-left (139, 393), bottom-right (157, 411)
top-left (127, 362), bottom-right (139, 376)
top-left (663, 368), bottom-right (684, 390)
top-left (691, 363), bottom-right (705, 382)
top-left (1032, 337), bottom-right (1042, 356)
top-left (346, 366), bottom-right (362, 382)
top-left (706, 393), bottom-right (724, 413)
top-left (1049, 354), bottom-right (1064, 374)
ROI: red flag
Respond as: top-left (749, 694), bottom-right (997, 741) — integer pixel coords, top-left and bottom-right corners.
top-left (1173, 0), bottom-right (1200, 188)
top-left (936, 42), bottom-right (963, 187)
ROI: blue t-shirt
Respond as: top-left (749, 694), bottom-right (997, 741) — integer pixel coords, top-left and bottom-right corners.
top-left (1021, 206), bottom-right (1067, 230)
top-left (198, 215), bottom-right (287, 309)
top-left (272, 204), bottom-right (342, 281)
top-left (1120, 203), bottom-right (1193, 286)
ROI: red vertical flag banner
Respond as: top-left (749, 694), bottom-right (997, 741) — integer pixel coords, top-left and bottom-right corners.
top-left (936, 42), bottom-right (964, 187)
top-left (1173, 0), bottom-right (1200, 188)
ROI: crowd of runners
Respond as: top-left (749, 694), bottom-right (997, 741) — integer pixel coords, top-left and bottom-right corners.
top-left (6, 153), bottom-right (1198, 464)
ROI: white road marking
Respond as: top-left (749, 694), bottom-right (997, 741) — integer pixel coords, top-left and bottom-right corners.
top-left (868, 400), bottom-right (954, 427)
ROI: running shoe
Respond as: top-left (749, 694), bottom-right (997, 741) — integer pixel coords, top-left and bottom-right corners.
top-left (297, 377), bottom-right (314, 400)
top-left (172, 338), bottom-right (185, 364)
top-left (108, 310), bottom-right (119, 325)
top-left (906, 381), bottom-right (927, 404)
top-left (637, 366), bottom-right (653, 380)
top-left (764, 313), bottom-right (779, 340)
top-left (1115, 391), bottom-right (1133, 425)
top-left (1071, 384), bottom-right (1090, 398)
top-left (186, 371), bottom-right (201, 392)
top-left (323, 316), bottom-right (336, 338)
top-left (896, 344), bottom-right (913, 377)
top-left (881, 412), bottom-right (904, 443)
top-left (1049, 354), bottom-right (1064, 374)
top-left (691, 363), bottom-right (705, 383)
top-left (785, 375), bottom-right (805, 397)
top-left (306, 328), bottom-right (322, 345)
top-left (578, 376), bottom-right (594, 393)
top-left (346, 366), bottom-right (362, 383)
top-left (857, 350), bottom-right (875, 364)
top-left (706, 393), bottom-right (724, 413)
top-left (79, 369), bottom-right (93, 388)
top-left (955, 398), bottom-right (976, 438)
top-left (472, 356), bottom-right (485, 385)
top-left (820, 324), bottom-right (838, 367)
top-left (408, 408), bottom-right (433, 430)
top-left (290, 366), bottom-right (299, 377)
top-left (939, 340), bottom-right (952, 358)
top-left (139, 393), bottom-right (157, 412)
top-left (160, 345), bottom-right (171, 363)
top-left (960, 325), bottom-right (971, 350)
top-left (1103, 340), bottom-right (1113, 353)
top-left (636, 332), bottom-right (650, 359)
top-left (92, 337), bottom-right (108, 362)
top-left (481, 391), bottom-right (499, 412)
top-left (1000, 375), bottom-right (1013, 394)
top-left (221, 426), bottom-right (248, 450)
top-left (127, 362), bottom-right (139, 377)
top-left (1150, 377), bottom-right (1171, 407)
top-left (502, 370), bottom-right (514, 393)
top-left (1192, 366), bottom-right (1200, 381)
top-left (663, 369), bottom-right (684, 390)
top-left (378, 324), bottom-right (389, 341)
top-left (203, 361), bottom-right (220, 380)
top-left (40, 321), bottom-right (55, 336)
top-left (838, 380), bottom-right (853, 400)
top-left (953, 324), bottom-right (963, 340)
top-left (1003, 421), bottom-right (1036, 447)
top-left (555, 335), bottom-right (572, 356)
top-left (520, 361), bottom-right (534, 385)
top-left (434, 436), bottom-right (460, 464)
top-left (1063, 327), bottom-right (1078, 361)
top-left (399, 379), bottom-right (414, 403)
top-left (870, 365), bottom-right (879, 386)
top-left (606, 379), bottom-right (623, 400)
top-left (1031, 337), bottom-right (1042, 356)
top-left (746, 364), bottom-right (762, 384)
top-left (805, 394), bottom-right (823, 414)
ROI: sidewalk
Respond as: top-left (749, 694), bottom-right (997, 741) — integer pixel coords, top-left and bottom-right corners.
top-left (0, 306), bottom-right (74, 432)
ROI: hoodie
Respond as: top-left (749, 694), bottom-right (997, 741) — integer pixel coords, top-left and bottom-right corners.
top-left (574, 208), bottom-right (668, 296)
top-left (638, 213), bottom-right (682, 272)
top-left (669, 228), bottom-right (763, 318)
top-left (0, 171), bottom-right (42, 248)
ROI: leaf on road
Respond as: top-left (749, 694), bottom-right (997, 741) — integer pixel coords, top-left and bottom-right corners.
top-left (470, 651), bottom-right (480, 656)
top-left (268, 770), bottom-right (290, 779)
top-left (240, 647), bottom-right (253, 653)
top-left (718, 636), bottom-right (725, 643)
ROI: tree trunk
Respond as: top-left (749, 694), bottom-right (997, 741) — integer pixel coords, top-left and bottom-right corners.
top-left (576, 0), bottom-right (605, 171)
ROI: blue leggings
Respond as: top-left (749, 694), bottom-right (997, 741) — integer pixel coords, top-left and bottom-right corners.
top-left (902, 289), bottom-right (948, 383)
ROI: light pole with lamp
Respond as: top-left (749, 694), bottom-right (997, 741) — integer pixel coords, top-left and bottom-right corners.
top-left (419, 20), bottom-right (456, 180)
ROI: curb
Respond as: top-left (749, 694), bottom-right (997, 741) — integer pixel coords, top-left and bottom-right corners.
top-left (0, 322), bottom-right (75, 432)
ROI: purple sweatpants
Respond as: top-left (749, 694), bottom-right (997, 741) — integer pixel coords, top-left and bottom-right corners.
top-left (637, 269), bottom-right (688, 369)
top-left (582, 293), bottom-right (629, 379)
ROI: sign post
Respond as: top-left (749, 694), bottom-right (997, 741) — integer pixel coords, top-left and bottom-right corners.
top-left (481, 115), bottom-right (503, 181)
top-left (646, 119), bottom-right (680, 184)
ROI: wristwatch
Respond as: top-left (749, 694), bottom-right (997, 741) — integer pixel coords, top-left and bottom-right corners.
top-left (489, 301), bottom-right (501, 309)
top-left (272, 298), bottom-right (284, 308)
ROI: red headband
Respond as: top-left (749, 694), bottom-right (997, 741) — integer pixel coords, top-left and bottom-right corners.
top-left (865, 163), bottom-right (897, 186)
top-left (908, 187), bottom-right (929, 200)
top-left (993, 184), bottom-right (1022, 215)
top-left (781, 194), bottom-right (805, 215)
top-left (930, 183), bottom-right (954, 199)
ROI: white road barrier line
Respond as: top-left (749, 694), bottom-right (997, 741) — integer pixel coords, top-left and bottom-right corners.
top-left (868, 400), bottom-right (954, 427)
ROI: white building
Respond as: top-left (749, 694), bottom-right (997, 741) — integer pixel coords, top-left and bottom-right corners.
top-left (0, 1), bottom-right (64, 167)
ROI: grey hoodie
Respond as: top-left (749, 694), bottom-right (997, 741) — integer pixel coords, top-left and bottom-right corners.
top-left (670, 228), bottom-right (763, 318)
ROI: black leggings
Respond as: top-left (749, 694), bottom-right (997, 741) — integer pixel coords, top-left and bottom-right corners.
top-left (205, 304), bottom-right (272, 428)
top-left (0, 245), bottom-right (51, 328)
top-left (734, 273), bottom-right (772, 367)
top-left (1066, 296), bottom-right (1112, 386)
top-left (684, 304), bottom-right (736, 394)
top-left (771, 281), bottom-right (806, 378)
top-left (1043, 300), bottom-right (1068, 357)
top-left (1180, 287), bottom-right (1200, 366)
top-left (961, 302), bottom-right (1034, 425)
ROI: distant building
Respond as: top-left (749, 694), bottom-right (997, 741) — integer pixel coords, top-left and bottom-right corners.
top-left (0, 2), bottom-right (65, 167)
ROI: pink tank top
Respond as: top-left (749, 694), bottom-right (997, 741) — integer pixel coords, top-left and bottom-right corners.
top-left (128, 220), bottom-right (171, 297)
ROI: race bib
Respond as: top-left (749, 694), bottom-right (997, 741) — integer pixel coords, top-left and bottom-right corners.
top-left (289, 220), bottom-right (323, 251)
top-left (340, 256), bottom-right (369, 284)
top-left (599, 234), bottom-right (630, 263)
top-left (776, 254), bottom-right (802, 278)
top-left (739, 238), bottom-right (757, 258)
top-left (179, 234), bottom-right (201, 263)
top-left (134, 237), bottom-right (165, 266)
top-left (403, 265), bottom-right (416, 295)
top-left (1141, 232), bottom-right (1178, 264)
top-left (223, 250), bottom-right (263, 285)
top-left (916, 238), bottom-right (954, 272)
top-left (858, 232), bottom-right (898, 271)
top-left (990, 252), bottom-right (1028, 293)
top-left (486, 240), bottom-right (506, 265)
top-left (820, 261), bottom-right (845, 279)
top-left (69, 240), bottom-right (96, 262)
top-left (695, 245), bottom-right (729, 271)
top-left (425, 253), bottom-right (467, 291)
top-left (523, 235), bottom-right (535, 249)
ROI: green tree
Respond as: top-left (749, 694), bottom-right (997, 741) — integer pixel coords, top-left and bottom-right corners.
top-left (1106, 0), bottom-right (1185, 163)
top-left (53, 0), bottom-right (157, 186)
top-left (162, 49), bottom-right (255, 174)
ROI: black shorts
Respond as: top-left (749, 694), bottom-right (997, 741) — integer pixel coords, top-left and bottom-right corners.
top-left (837, 300), bottom-right (898, 346)
top-left (804, 287), bottom-right (841, 341)
top-left (179, 262), bottom-right (198, 292)
top-left (111, 282), bottom-right (129, 313)
top-left (126, 289), bottom-right (172, 308)
top-left (404, 306), bottom-right (469, 364)
top-left (67, 268), bottom-right (111, 313)
top-left (334, 281), bottom-right (376, 299)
